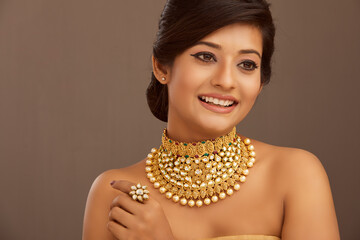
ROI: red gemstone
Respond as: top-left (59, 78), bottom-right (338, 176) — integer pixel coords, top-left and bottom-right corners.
top-left (195, 155), bottom-right (199, 158)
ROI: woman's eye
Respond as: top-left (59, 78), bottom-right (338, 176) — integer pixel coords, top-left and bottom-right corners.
top-left (191, 52), bottom-right (216, 62)
top-left (238, 60), bottom-right (259, 71)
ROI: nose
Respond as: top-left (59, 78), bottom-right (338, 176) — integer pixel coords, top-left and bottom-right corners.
top-left (210, 61), bottom-right (237, 90)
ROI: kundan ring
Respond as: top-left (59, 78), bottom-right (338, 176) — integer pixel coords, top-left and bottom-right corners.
top-left (129, 183), bottom-right (150, 202)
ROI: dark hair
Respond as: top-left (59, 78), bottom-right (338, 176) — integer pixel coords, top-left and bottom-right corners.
top-left (146, 0), bottom-right (275, 122)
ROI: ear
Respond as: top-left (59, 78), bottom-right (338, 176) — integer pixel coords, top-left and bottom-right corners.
top-left (152, 55), bottom-right (170, 84)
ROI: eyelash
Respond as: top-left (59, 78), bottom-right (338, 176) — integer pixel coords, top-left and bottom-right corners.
top-left (238, 60), bottom-right (259, 71)
top-left (191, 52), bottom-right (259, 71)
top-left (190, 52), bottom-right (216, 63)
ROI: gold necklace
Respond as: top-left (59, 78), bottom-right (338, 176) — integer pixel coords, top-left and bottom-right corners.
top-left (145, 127), bottom-right (256, 207)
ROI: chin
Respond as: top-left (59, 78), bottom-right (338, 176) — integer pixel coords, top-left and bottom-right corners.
top-left (196, 119), bottom-right (237, 137)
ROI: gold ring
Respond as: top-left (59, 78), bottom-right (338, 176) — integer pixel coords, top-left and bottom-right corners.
top-left (129, 183), bottom-right (150, 202)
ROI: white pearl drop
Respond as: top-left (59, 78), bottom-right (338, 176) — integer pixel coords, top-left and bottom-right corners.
top-left (188, 200), bottom-right (195, 207)
top-left (172, 195), bottom-right (180, 202)
top-left (219, 192), bottom-right (226, 199)
top-left (165, 192), bottom-right (173, 199)
top-left (211, 196), bottom-right (218, 202)
top-left (180, 198), bottom-right (187, 205)
top-left (240, 175), bottom-right (246, 182)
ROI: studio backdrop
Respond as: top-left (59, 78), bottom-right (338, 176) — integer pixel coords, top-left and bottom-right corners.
top-left (0, 0), bottom-right (359, 239)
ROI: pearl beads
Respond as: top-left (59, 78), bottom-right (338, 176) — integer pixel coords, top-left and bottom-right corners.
top-left (196, 200), bottom-right (203, 207)
top-left (180, 198), bottom-right (187, 205)
top-left (172, 195), bottom-right (180, 202)
top-left (211, 196), bottom-right (219, 203)
top-left (219, 192), bottom-right (226, 199)
top-left (165, 192), bottom-right (173, 199)
top-left (240, 175), bottom-right (246, 182)
top-left (204, 198), bottom-right (211, 205)
top-left (188, 200), bottom-right (195, 207)
top-left (244, 138), bottom-right (251, 145)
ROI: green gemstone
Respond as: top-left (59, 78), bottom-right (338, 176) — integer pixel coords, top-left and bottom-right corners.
top-left (204, 153), bottom-right (209, 156)
top-left (169, 140), bottom-right (172, 143)
top-left (229, 143), bottom-right (232, 146)
top-left (201, 141), bottom-right (206, 144)
top-left (185, 155), bottom-right (189, 158)
top-left (184, 143), bottom-right (188, 146)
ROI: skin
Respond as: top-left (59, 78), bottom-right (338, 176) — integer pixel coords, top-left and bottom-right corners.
top-left (82, 23), bottom-right (340, 240)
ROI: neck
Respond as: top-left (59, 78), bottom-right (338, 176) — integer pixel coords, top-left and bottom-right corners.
top-left (166, 121), bottom-right (236, 143)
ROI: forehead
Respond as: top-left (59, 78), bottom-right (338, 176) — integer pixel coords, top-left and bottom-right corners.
top-left (199, 23), bottom-right (263, 54)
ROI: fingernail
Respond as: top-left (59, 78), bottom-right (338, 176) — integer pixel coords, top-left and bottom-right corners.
top-left (110, 180), bottom-right (115, 185)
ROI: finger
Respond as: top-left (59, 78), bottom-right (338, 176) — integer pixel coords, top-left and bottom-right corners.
top-left (110, 190), bottom-right (144, 214)
top-left (110, 180), bottom-right (138, 194)
top-left (111, 179), bottom-right (151, 204)
top-left (107, 220), bottom-right (128, 240)
top-left (109, 206), bottom-right (136, 229)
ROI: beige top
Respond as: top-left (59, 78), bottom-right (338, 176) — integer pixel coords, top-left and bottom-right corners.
top-left (201, 235), bottom-right (281, 240)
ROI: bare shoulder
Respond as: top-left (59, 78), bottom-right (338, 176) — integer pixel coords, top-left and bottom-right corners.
top-left (95, 160), bottom-right (147, 184)
top-left (247, 137), bottom-right (340, 239)
top-left (249, 137), bottom-right (326, 181)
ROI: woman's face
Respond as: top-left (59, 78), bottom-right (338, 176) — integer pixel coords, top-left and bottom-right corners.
top-left (165, 23), bottom-right (263, 142)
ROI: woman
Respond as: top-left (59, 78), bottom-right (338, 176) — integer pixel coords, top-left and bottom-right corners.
top-left (83, 0), bottom-right (340, 239)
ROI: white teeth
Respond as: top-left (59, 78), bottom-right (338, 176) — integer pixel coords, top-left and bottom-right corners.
top-left (200, 96), bottom-right (235, 107)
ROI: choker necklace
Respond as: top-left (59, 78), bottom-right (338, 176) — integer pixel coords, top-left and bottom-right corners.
top-left (145, 127), bottom-right (256, 207)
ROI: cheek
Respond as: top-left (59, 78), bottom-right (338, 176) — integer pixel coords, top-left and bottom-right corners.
top-left (168, 63), bottom-right (207, 98)
top-left (238, 75), bottom-right (261, 103)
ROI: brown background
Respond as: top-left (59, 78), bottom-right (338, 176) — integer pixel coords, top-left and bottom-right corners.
top-left (0, 0), bottom-right (359, 239)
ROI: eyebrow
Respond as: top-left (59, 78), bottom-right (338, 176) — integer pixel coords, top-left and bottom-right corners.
top-left (194, 41), bottom-right (262, 58)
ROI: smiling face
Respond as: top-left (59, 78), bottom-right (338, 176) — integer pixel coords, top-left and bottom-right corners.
top-left (154, 23), bottom-right (263, 142)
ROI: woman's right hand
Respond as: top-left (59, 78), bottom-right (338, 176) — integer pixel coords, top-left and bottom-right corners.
top-left (108, 180), bottom-right (175, 240)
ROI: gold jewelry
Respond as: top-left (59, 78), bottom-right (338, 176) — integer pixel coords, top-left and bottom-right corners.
top-left (129, 183), bottom-right (150, 202)
top-left (145, 127), bottom-right (256, 207)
